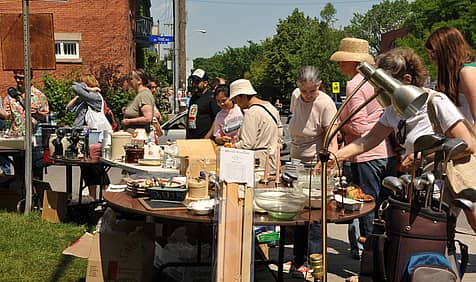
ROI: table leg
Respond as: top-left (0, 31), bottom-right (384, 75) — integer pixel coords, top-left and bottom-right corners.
top-left (66, 165), bottom-right (72, 200)
top-left (278, 226), bottom-right (286, 282)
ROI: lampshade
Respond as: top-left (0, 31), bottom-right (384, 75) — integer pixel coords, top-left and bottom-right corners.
top-left (358, 62), bottom-right (428, 120)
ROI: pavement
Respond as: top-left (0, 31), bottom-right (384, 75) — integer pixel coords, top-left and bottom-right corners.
top-left (43, 165), bottom-right (476, 281)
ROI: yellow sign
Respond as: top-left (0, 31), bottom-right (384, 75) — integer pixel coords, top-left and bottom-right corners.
top-left (332, 82), bottom-right (340, 94)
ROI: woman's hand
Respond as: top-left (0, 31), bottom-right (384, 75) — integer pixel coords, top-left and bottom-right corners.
top-left (399, 154), bottom-right (420, 173)
top-left (121, 118), bottom-right (129, 127)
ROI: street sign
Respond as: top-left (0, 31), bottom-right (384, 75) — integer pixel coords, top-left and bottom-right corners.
top-left (332, 82), bottom-right (340, 94)
top-left (149, 35), bottom-right (174, 44)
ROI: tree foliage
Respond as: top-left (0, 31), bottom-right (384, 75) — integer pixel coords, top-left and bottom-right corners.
top-left (345, 0), bottom-right (414, 55)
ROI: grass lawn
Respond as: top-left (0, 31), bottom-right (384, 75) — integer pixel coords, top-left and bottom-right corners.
top-left (0, 210), bottom-right (90, 282)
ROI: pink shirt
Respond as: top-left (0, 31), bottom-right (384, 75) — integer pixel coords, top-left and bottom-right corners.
top-left (213, 104), bottom-right (243, 140)
top-left (339, 73), bottom-right (395, 163)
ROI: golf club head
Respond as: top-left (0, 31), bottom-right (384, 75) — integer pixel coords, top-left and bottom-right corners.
top-left (442, 138), bottom-right (468, 162)
top-left (414, 172), bottom-right (435, 190)
top-left (452, 198), bottom-right (474, 211)
top-left (382, 176), bottom-right (404, 195)
top-left (414, 134), bottom-right (446, 154)
top-left (400, 174), bottom-right (412, 187)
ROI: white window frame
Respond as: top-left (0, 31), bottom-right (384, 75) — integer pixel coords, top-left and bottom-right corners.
top-left (54, 32), bottom-right (82, 63)
top-left (55, 41), bottom-right (79, 59)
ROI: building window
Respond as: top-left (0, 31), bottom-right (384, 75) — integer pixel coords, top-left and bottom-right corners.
top-left (54, 32), bottom-right (82, 63)
top-left (55, 41), bottom-right (79, 59)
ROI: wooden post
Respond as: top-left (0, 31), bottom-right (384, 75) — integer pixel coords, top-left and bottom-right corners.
top-left (216, 183), bottom-right (253, 282)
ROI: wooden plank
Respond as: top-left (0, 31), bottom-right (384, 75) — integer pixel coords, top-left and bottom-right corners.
top-left (241, 186), bottom-right (253, 282)
top-left (216, 182), bottom-right (243, 282)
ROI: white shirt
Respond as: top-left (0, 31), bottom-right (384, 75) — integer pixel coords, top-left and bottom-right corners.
top-left (379, 90), bottom-right (463, 156)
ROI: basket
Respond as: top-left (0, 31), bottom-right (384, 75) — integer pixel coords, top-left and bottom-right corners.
top-left (148, 186), bottom-right (188, 202)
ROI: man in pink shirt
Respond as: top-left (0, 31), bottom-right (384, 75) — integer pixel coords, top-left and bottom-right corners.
top-left (330, 38), bottom-right (398, 260)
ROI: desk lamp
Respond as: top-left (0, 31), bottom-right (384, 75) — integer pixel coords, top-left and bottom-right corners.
top-left (317, 61), bottom-right (428, 281)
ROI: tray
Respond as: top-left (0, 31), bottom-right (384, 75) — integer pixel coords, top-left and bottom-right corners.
top-left (138, 159), bottom-right (162, 166)
top-left (138, 197), bottom-right (187, 211)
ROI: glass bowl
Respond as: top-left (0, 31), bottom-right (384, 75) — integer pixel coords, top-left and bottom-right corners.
top-left (254, 188), bottom-right (307, 220)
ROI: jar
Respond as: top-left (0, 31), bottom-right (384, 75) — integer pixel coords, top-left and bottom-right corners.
top-left (111, 131), bottom-right (132, 161)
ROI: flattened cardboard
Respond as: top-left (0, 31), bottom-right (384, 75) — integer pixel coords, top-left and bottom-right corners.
top-left (42, 190), bottom-right (68, 223)
top-left (62, 232), bottom-right (94, 259)
top-left (63, 222), bottom-right (155, 282)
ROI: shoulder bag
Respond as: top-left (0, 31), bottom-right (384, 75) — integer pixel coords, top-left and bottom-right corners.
top-left (427, 93), bottom-right (476, 201)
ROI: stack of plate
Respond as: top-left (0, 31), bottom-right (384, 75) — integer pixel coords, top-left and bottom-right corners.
top-left (126, 181), bottom-right (150, 198)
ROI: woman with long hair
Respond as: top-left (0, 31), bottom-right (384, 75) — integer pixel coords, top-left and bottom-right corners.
top-left (425, 26), bottom-right (476, 130)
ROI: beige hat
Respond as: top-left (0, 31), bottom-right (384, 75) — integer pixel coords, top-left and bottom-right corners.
top-left (330, 38), bottom-right (375, 64)
top-left (229, 79), bottom-right (257, 99)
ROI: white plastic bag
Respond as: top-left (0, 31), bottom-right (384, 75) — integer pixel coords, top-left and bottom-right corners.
top-left (85, 96), bottom-right (112, 139)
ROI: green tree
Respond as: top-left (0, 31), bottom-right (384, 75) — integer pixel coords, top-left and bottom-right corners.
top-left (345, 0), bottom-right (414, 54)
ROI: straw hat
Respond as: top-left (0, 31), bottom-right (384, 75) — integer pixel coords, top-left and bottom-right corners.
top-left (330, 38), bottom-right (375, 64)
top-left (229, 79), bottom-right (257, 99)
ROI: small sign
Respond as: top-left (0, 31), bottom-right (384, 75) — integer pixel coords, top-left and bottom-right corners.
top-left (148, 35), bottom-right (174, 44)
top-left (332, 82), bottom-right (340, 94)
top-left (219, 148), bottom-right (255, 187)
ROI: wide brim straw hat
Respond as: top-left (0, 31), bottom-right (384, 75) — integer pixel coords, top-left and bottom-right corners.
top-left (229, 79), bottom-right (257, 100)
top-left (330, 38), bottom-right (375, 64)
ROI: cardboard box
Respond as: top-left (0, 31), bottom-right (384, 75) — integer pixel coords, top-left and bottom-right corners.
top-left (42, 190), bottom-right (68, 223)
top-left (176, 139), bottom-right (216, 177)
top-left (63, 221), bottom-right (155, 282)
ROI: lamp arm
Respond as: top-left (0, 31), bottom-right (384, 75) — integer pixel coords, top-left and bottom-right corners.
top-left (318, 78), bottom-right (379, 282)
top-left (323, 78), bottom-right (369, 149)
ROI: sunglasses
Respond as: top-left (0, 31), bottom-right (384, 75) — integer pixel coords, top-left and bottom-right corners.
top-left (396, 119), bottom-right (407, 145)
top-left (14, 76), bottom-right (25, 81)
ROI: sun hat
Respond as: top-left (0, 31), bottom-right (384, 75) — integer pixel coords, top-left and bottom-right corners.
top-left (189, 68), bottom-right (208, 81)
top-left (330, 38), bottom-right (375, 64)
top-left (229, 79), bottom-right (257, 100)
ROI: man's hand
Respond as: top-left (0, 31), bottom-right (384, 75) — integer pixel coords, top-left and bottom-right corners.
top-left (399, 154), bottom-right (419, 172)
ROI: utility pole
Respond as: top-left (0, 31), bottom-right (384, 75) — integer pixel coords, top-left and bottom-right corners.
top-left (173, 0), bottom-right (186, 114)
top-left (178, 0), bottom-right (186, 91)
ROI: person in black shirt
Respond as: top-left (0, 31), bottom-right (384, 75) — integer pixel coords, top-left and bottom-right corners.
top-left (186, 69), bottom-right (220, 139)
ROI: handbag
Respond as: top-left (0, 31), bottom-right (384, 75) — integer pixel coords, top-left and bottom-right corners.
top-left (427, 93), bottom-right (476, 200)
top-left (85, 95), bottom-right (112, 134)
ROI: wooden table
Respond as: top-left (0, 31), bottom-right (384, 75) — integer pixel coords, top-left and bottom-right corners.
top-left (103, 191), bottom-right (375, 281)
top-left (101, 158), bottom-right (179, 177)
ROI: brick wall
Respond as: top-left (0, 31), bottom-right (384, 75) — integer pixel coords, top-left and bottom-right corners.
top-left (0, 0), bottom-right (137, 94)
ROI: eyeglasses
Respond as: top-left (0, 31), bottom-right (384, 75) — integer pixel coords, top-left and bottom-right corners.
top-left (14, 76), bottom-right (25, 81)
top-left (396, 119), bottom-right (407, 145)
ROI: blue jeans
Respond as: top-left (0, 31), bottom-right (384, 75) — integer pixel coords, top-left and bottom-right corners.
top-left (348, 156), bottom-right (398, 254)
top-left (293, 223), bottom-right (322, 267)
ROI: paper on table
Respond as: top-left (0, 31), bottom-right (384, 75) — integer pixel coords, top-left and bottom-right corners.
top-left (219, 148), bottom-right (255, 187)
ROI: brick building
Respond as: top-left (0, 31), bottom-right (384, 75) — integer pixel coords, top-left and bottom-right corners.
top-left (0, 0), bottom-right (153, 92)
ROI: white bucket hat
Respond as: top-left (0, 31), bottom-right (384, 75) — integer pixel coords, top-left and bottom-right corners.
top-left (229, 79), bottom-right (257, 99)
top-left (330, 38), bottom-right (375, 64)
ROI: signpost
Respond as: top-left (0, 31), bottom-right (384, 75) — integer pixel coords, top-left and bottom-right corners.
top-left (149, 35), bottom-right (174, 44)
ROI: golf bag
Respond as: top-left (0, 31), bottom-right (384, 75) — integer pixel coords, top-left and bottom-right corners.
top-left (360, 196), bottom-right (467, 282)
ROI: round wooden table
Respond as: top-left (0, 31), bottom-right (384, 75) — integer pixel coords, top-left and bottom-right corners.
top-left (103, 191), bottom-right (375, 281)
top-left (103, 190), bottom-right (375, 225)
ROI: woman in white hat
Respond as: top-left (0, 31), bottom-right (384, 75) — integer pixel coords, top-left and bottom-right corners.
top-left (229, 79), bottom-right (282, 173)
top-left (330, 37), bottom-right (398, 260)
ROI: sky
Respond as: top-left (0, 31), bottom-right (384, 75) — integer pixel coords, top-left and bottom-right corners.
top-left (151, 0), bottom-right (382, 61)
